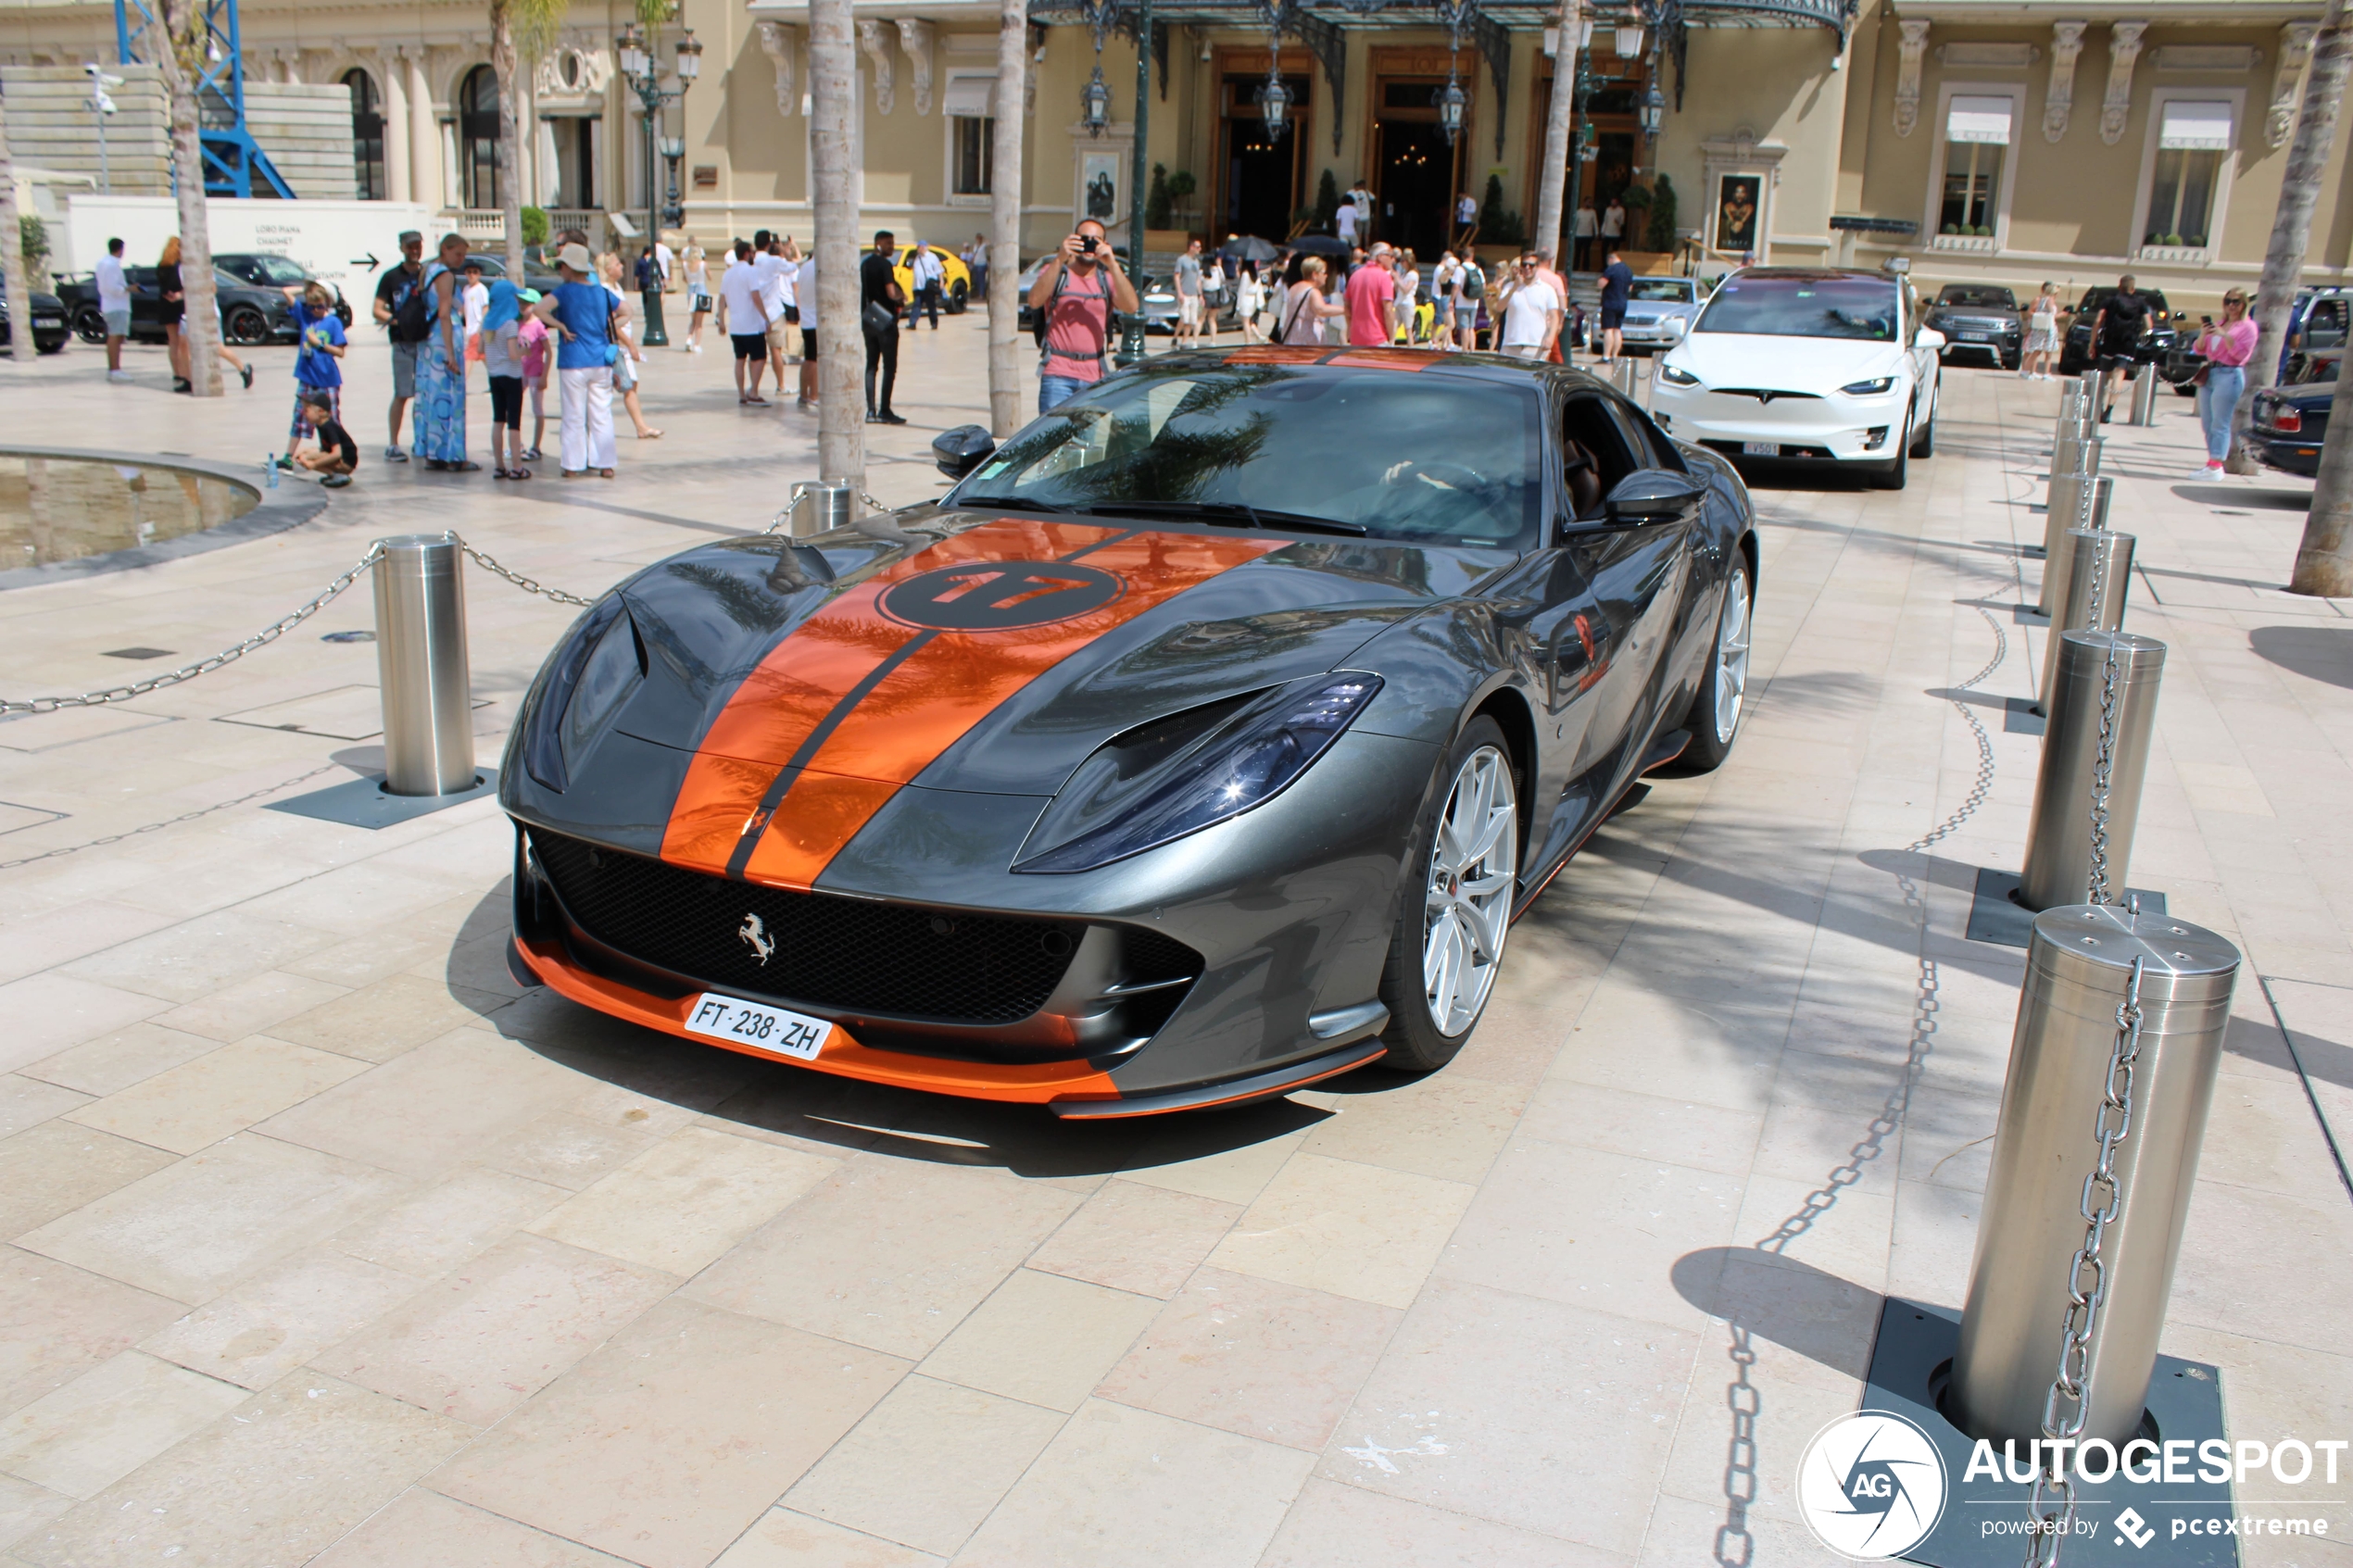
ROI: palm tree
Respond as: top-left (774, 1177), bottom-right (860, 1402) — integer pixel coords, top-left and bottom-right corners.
top-left (2231, 0), bottom-right (2348, 479)
top-left (153, 0), bottom-right (221, 395)
top-left (491, 0), bottom-right (566, 278)
top-left (987, 0), bottom-right (1026, 435)
top-left (1531, 0), bottom-right (1581, 270)
top-left (0, 90), bottom-right (35, 361)
top-left (811, 0), bottom-right (863, 487)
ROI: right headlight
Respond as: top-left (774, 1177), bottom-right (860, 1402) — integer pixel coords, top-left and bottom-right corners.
top-left (1014, 672), bottom-right (1383, 873)
top-left (1657, 362), bottom-right (1701, 386)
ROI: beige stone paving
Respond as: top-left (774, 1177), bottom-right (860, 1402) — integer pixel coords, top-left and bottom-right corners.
top-left (0, 329), bottom-right (2349, 1564)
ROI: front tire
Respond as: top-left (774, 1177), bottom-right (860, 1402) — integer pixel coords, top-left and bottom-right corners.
top-left (1678, 556), bottom-right (1752, 772)
top-left (1909, 396), bottom-right (1936, 458)
top-left (71, 305), bottom-right (106, 345)
top-left (947, 280), bottom-right (969, 315)
top-left (1378, 716), bottom-right (1520, 1073)
top-left (224, 307), bottom-right (270, 346)
top-left (1872, 412), bottom-right (1912, 489)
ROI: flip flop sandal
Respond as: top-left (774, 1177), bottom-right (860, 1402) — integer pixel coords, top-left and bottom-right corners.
top-left (448, 460), bottom-right (483, 472)
top-left (510, 468), bottom-right (532, 481)
top-left (598, 469), bottom-right (615, 479)
top-left (493, 467), bottom-right (511, 481)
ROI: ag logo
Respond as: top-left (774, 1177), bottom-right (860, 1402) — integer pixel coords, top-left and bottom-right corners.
top-left (881, 561), bottom-right (1125, 632)
top-left (1795, 1411), bottom-right (1947, 1561)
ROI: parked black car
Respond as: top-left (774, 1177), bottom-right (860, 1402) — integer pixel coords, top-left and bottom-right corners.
top-left (58, 267), bottom-right (301, 346)
top-left (463, 252), bottom-right (566, 298)
top-left (2057, 286), bottom-right (2182, 374)
top-left (2250, 349), bottom-right (2337, 479)
top-left (0, 277), bottom-right (71, 354)
top-left (212, 252), bottom-right (354, 327)
top-left (1923, 283), bottom-right (2021, 370)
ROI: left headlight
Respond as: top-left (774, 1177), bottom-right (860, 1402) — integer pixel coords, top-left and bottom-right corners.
top-left (1841, 375), bottom-right (1897, 396)
top-left (521, 595), bottom-right (644, 793)
top-left (1657, 362), bottom-right (1701, 386)
top-left (1014, 672), bottom-right (1383, 873)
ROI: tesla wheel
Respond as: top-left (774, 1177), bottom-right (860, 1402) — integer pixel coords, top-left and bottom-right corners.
top-left (1872, 413), bottom-right (1912, 490)
top-left (224, 307), bottom-right (270, 346)
top-left (1378, 716), bottom-right (1519, 1072)
top-left (948, 281), bottom-right (968, 315)
top-left (1909, 396), bottom-right (1936, 458)
top-left (1679, 558), bottom-right (1752, 772)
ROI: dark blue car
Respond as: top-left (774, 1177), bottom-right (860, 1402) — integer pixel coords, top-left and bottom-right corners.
top-left (2250, 349), bottom-right (2337, 478)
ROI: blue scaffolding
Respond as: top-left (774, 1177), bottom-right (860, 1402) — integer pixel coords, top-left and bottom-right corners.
top-left (114, 0), bottom-right (296, 197)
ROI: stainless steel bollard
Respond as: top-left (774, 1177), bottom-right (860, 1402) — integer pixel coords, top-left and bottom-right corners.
top-left (2130, 362), bottom-right (2159, 425)
top-left (1949, 903), bottom-right (2240, 1446)
top-left (2019, 631), bottom-right (2164, 910)
top-left (2041, 470), bottom-right (2109, 620)
top-left (786, 481), bottom-right (862, 538)
top-left (2056, 383), bottom-right (2084, 442)
top-left (1609, 358), bottom-right (1638, 396)
top-left (2036, 525), bottom-right (2135, 716)
top-left (373, 533), bottom-right (476, 797)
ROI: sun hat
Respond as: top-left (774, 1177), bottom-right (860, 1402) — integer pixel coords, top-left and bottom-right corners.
top-left (556, 242), bottom-right (595, 275)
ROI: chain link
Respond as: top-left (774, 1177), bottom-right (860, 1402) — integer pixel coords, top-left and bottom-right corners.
top-left (2025, 952), bottom-right (2148, 1567)
top-left (763, 485), bottom-right (894, 536)
top-left (0, 538), bottom-right (601, 715)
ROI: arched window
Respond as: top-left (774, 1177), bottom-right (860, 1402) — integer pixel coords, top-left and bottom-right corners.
top-left (460, 64), bottom-right (500, 210)
top-left (345, 69), bottom-right (384, 200)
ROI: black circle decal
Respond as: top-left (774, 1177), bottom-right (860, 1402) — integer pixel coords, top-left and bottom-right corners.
top-left (880, 560), bottom-right (1126, 631)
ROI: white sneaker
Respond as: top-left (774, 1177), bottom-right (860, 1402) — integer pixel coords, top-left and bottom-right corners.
top-left (107, 370), bottom-right (132, 383)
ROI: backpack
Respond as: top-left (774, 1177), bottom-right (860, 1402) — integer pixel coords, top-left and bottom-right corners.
top-left (1460, 267), bottom-right (1485, 301)
top-left (389, 270), bottom-right (434, 345)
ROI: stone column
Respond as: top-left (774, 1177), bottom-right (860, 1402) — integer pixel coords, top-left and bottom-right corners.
top-left (383, 48), bottom-right (413, 203)
top-left (407, 49), bottom-right (440, 210)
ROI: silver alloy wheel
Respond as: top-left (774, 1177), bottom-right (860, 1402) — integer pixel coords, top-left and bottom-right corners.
top-left (1423, 744), bottom-right (1517, 1036)
top-left (1713, 564), bottom-right (1752, 746)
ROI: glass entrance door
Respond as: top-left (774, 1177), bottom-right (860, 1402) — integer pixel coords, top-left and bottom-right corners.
top-left (1218, 72), bottom-right (1311, 245)
top-left (1374, 80), bottom-right (1462, 259)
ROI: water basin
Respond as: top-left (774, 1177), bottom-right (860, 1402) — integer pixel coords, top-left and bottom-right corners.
top-left (0, 455), bottom-right (259, 570)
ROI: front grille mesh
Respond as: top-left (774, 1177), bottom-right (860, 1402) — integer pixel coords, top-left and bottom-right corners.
top-left (531, 828), bottom-right (1083, 1024)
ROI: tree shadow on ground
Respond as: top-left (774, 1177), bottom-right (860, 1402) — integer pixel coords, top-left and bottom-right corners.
top-left (2250, 624), bottom-right (2353, 690)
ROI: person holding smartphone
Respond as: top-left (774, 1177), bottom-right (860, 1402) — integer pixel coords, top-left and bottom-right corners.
top-left (1026, 220), bottom-right (1139, 413)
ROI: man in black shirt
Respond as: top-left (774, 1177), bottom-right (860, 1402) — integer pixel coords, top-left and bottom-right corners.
top-left (370, 231), bottom-right (425, 462)
top-left (1598, 247), bottom-right (1636, 364)
top-left (2090, 274), bottom-right (2150, 422)
top-left (861, 231), bottom-right (907, 425)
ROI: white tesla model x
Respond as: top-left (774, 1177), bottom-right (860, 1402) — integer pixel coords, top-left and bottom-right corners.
top-left (1646, 268), bottom-right (1944, 490)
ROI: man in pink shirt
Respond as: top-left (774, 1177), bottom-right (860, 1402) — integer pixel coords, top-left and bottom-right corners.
top-left (1345, 243), bottom-right (1399, 346)
top-left (1026, 218), bottom-right (1139, 413)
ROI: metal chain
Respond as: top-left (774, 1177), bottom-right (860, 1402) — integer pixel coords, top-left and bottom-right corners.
top-left (764, 486), bottom-right (893, 536)
top-left (459, 543), bottom-right (597, 607)
top-left (2, 537), bottom-right (599, 715)
top-left (0, 544), bottom-right (386, 715)
top-left (0, 763), bottom-right (342, 871)
top-left (2025, 952), bottom-right (2149, 1567)
top-left (2083, 627), bottom-right (2125, 906)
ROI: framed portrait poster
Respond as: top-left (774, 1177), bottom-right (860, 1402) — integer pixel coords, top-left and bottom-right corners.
top-left (1080, 152), bottom-right (1124, 228)
top-left (1714, 174), bottom-right (1761, 256)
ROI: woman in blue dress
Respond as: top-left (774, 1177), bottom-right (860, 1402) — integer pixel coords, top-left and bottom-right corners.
top-left (413, 233), bottom-right (478, 471)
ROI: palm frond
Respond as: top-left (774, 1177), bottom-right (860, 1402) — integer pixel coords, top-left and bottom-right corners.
top-left (505, 0), bottom-right (569, 63)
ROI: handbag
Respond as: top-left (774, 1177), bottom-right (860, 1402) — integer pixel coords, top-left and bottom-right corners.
top-left (863, 300), bottom-right (897, 334)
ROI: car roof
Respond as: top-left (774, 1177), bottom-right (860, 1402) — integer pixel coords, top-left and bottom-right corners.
top-left (1721, 267), bottom-right (1897, 285)
top-left (1160, 344), bottom-right (1631, 394)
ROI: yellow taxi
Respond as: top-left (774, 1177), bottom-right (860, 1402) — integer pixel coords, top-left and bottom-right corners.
top-left (864, 242), bottom-right (975, 315)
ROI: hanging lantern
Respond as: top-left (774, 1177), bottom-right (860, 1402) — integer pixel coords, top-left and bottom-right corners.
top-left (1433, 73), bottom-right (1466, 144)
top-left (1614, 24), bottom-right (1644, 58)
top-left (1640, 80), bottom-right (1666, 138)
top-left (1256, 72), bottom-right (1292, 139)
top-left (1080, 66), bottom-right (1112, 135)
top-left (674, 30), bottom-right (703, 82)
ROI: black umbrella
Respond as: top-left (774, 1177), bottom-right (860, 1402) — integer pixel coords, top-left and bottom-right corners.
top-left (1218, 236), bottom-right (1281, 262)
top-left (1288, 233), bottom-right (1351, 261)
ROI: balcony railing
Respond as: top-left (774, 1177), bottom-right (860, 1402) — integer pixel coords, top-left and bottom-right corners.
top-left (2136, 242), bottom-right (2210, 266)
top-left (1929, 232), bottom-right (1996, 255)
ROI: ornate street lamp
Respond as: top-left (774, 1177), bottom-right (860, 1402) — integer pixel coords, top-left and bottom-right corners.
top-left (1255, 71), bottom-right (1292, 139)
top-left (674, 29), bottom-right (702, 81)
top-left (1640, 79), bottom-right (1665, 140)
top-left (616, 7), bottom-right (691, 344)
top-left (1080, 65), bottom-right (1112, 134)
top-left (660, 134), bottom-right (686, 229)
top-left (1433, 73), bottom-right (1466, 144)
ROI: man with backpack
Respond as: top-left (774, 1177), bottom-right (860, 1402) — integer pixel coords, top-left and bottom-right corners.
top-left (371, 231), bottom-right (427, 462)
top-left (1027, 218), bottom-right (1138, 414)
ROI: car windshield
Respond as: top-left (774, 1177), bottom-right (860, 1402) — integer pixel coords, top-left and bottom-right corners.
top-left (1695, 277), bottom-right (1898, 341)
top-left (244, 256), bottom-right (308, 284)
top-left (953, 364), bottom-right (1541, 546)
top-left (1936, 286), bottom-right (2016, 308)
top-left (1629, 280), bottom-right (1693, 303)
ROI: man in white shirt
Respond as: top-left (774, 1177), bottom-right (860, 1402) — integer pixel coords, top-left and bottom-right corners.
top-left (794, 253), bottom-right (819, 409)
top-left (93, 236), bottom-right (132, 381)
top-left (754, 234), bottom-right (797, 388)
top-left (719, 239), bottom-right (771, 405)
top-left (907, 241), bottom-right (946, 329)
top-left (1348, 179), bottom-right (1375, 244)
top-left (1335, 201), bottom-right (1359, 246)
top-left (1455, 192), bottom-right (1478, 242)
top-left (654, 239), bottom-right (674, 289)
top-left (1498, 253), bottom-right (1561, 361)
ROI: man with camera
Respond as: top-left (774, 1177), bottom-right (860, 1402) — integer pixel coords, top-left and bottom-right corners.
top-left (1026, 219), bottom-right (1139, 414)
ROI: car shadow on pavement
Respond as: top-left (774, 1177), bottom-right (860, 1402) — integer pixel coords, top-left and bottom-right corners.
top-left (447, 886), bottom-right (1333, 1181)
top-left (2170, 482), bottom-right (2311, 510)
top-left (2250, 624), bottom-right (2353, 690)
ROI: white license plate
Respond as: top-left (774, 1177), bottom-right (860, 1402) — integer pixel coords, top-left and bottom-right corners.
top-left (1742, 441), bottom-right (1780, 457)
top-left (1957, 331), bottom-right (1990, 342)
top-left (33, 317), bottom-right (61, 328)
top-left (684, 992), bottom-right (833, 1060)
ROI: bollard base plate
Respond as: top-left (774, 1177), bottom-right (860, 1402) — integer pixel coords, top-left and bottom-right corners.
top-left (2003, 697), bottom-right (2046, 736)
top-left (1965, 868), bottom-right (2166, 949)
top-left (1862, 1297), bottom-right (2238, 1566)
top-left (268, 767), bottom-right (498, 830)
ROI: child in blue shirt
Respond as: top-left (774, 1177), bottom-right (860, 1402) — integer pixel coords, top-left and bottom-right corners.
top-left (288, 283), bottom-right (346, 458)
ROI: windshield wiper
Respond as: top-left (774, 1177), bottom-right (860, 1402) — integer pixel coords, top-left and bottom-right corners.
top-left (949, 494), bottom-right (1081, 514)
top-left (1078, 500), bottom-right (1367, 536)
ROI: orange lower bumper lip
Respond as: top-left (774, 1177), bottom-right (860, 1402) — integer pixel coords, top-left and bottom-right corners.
top-left (512, 936), bottom-right (1123, 1106)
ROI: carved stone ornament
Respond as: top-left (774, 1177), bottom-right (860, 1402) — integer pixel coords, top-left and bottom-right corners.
top-left (2102, 20), bottom-right (2147, 145)
top-left (2045, 20), bottom-right (2085, 141)
top-left (897, 19), bottom-right (935, 116)
top-left (1894, 20), bottom-right (1931, 137)
top-left (858, 19), bottom-right (896, 115)
top-left (2271, 22), bottom-right (2318, 148)
top-left (756, 20), bottom-right (797, 117)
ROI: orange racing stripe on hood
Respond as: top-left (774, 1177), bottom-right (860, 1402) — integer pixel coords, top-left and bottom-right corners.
top-left (661, 521), bottom-right (1279, 887)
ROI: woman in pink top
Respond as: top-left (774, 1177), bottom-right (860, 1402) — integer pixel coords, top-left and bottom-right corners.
top-left (518, 307), bottom-right (551, 462)
top-left (2194, 287), bottom-right (2257, 470)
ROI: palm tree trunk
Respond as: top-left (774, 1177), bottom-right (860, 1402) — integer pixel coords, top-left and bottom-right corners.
top-left (811, 0), bottom-right (863, 487)
top-left (2291, 363), bottom-right (2353, 595)
top-left (494, 6), bottom-right (526, 278)
top-left (157, 0), bottom-right (220, 395)
top-left (988, 0), bottom-right (1026, 436)
top-left (0, 93), bottom-right (36, 362)
top-left (2232, 0), bottom-right (2347, 477)
top-left (1532, 0), bottom-right (1581, 270)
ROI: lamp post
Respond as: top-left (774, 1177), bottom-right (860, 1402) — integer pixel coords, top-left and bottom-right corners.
top-left (1562, 44), bottom-right (1596, 295)
top-left (1119, 0), bottom-right (1152, 368)
top-left (660, 134), bottom-right (686, 229)
top-left (615, 16), bottom-right (699, 345)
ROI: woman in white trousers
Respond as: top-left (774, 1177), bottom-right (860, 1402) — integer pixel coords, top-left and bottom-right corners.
top-left (533, 245), bottom-right (623, 479)
top-left (560, 365), bottom-right (616, 475)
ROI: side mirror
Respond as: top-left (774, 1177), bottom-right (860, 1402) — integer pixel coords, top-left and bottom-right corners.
top-left (932, 423), bottom-right (996, 480)
top-left (1915, 327), bottom-right (1947, 350)
top-left (1598, 468), bottom-right (1707, 528)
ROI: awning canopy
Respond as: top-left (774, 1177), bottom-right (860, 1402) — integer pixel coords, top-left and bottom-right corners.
top-left (2159, 100), bottom-right (2233, 150)
top-left (1946, 95), bottom-right (2012, 144)
top-left (941, 76), bottom-right (996, 118)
